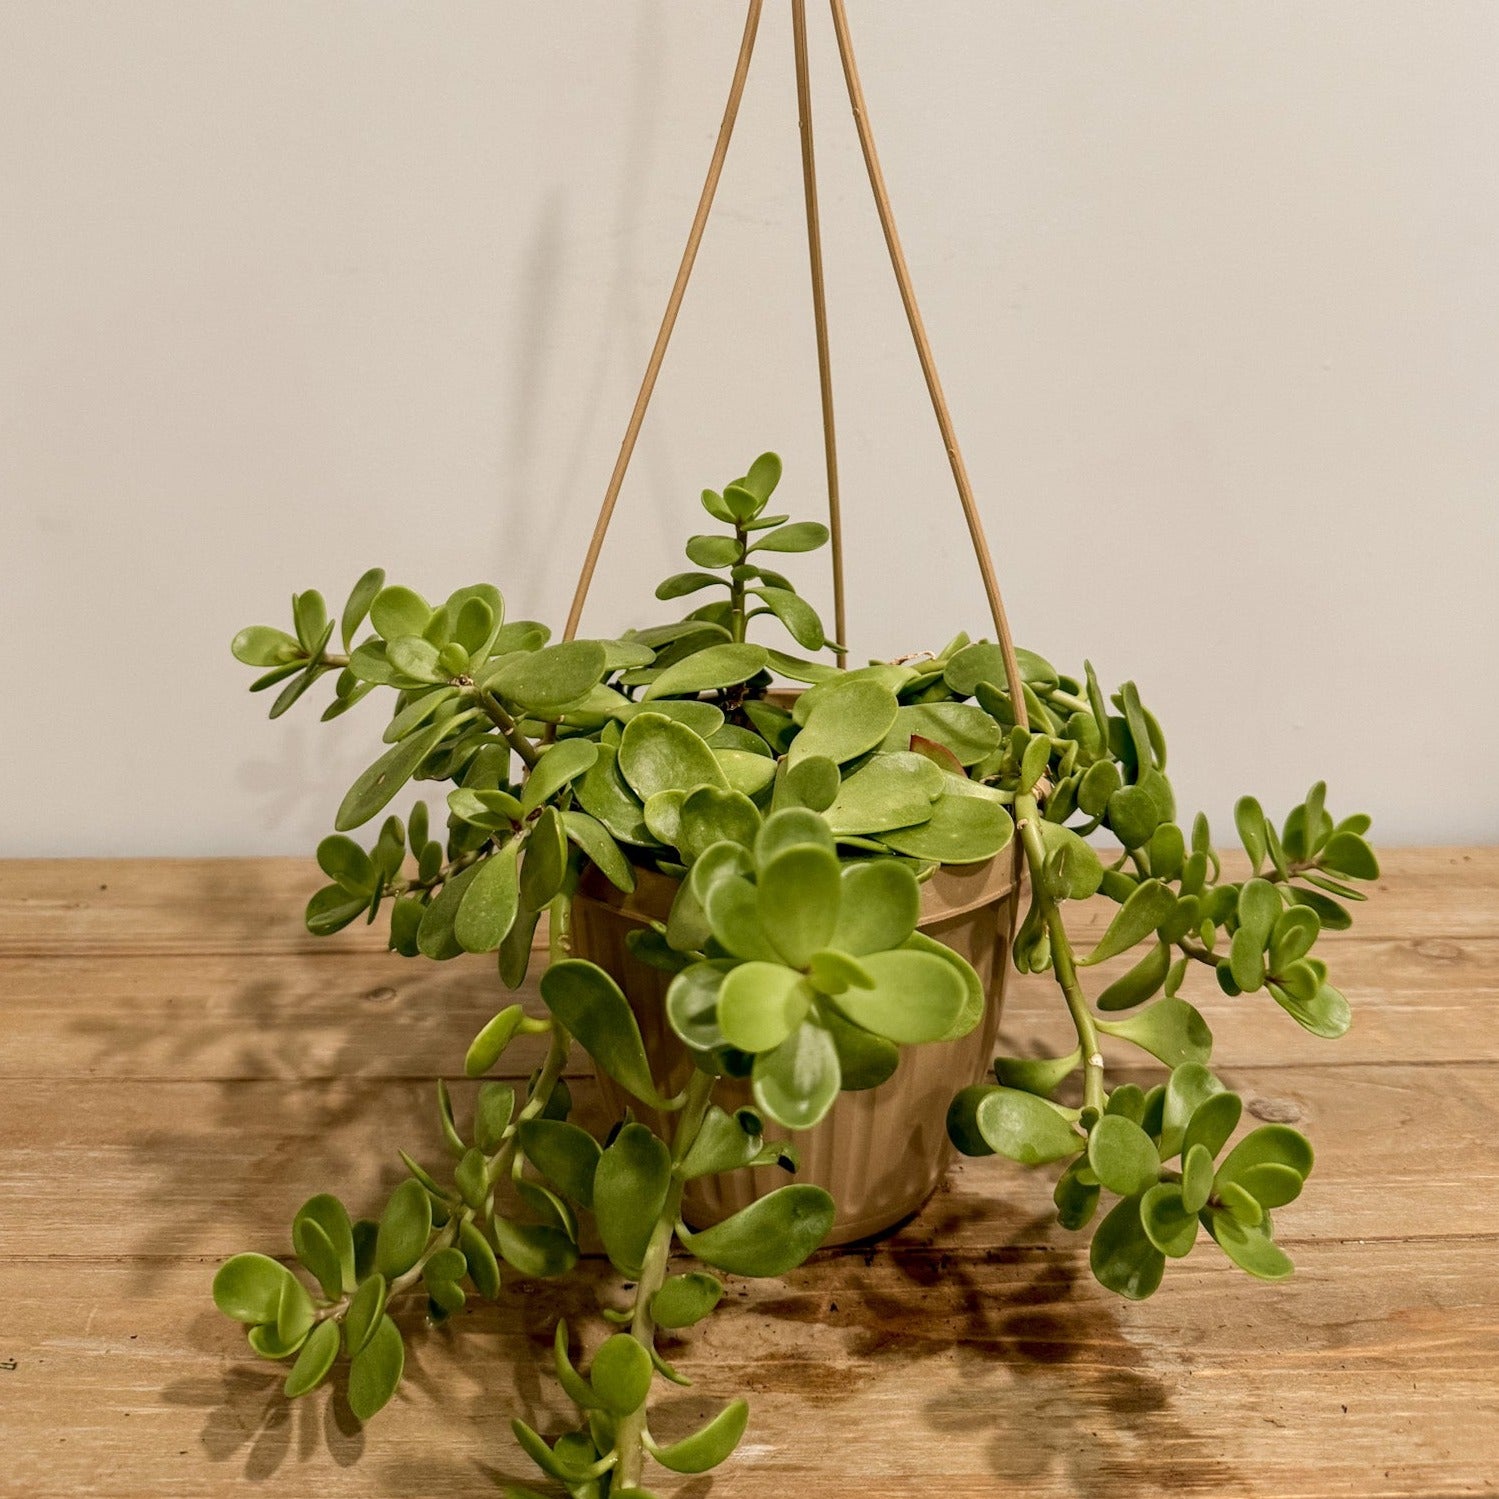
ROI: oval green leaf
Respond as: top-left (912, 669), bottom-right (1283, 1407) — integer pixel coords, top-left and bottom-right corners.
top-left (1087, 1114), bottom-right (1161, 1197)
top-left (539, 959), bottom-right (671, 1107)
top-left (1095, 996), bottom-right (1213, 1067)
top-left (517, 1118), bottom-right (601, 1209)
top-left (284, 1317), bottom-right (339, 1398)
top-left (347, 1313), bottom-right (404, 1421)
top-left (717, 962), bottom-right (815, 1054)
top-left (651, 1271), bottom-right (723, 1330)
top-left (879, 794), bottom-right (1014, 864)
top-left (1206, 1211), bottom-right (1294, 1280)
top-left (1140, 1182), bottom-right (1198, 1259)
top-left (827, 860), bottom-right (920, 956)
top-left (374, 1178), bottom-right (432, 1279)
top-left (492, 1217), bottom-right (579, 1279)
top-left (827, 948), bottom-right (965, 1044)
top-left (343, 1273), bottom-right (387, 1356)
top-left (1089, 1195), bottom-right (1166, 1301)
top-left (521, 737), bottom-right (599, 815)
top-left (787, 679), bottom-right (899, 767)
top-left (946, 1085), bottom-right (1082, 1165)
top-left (751, 1019), bottom-right (841, 1130)
top-left (212, 1253), bottom-right (292, 1325)
top-left (756, 844), bottom-right (841, 967)
top-left (594, 1123), bottom-right (672, 1277)
top-left (618, 713), bottom-right (728, 800)
top-left (642, 643), bottom-right (768, 701)
top-left (647, 1398), bottom-right (750, 1475)
top-left (455, 843), bottom-right (521, 954)
top-left (676, 1185), bottom-right (834, 1277)
top-left (369, 585), bottom-right (430, 642)
top-left (561, 809), bottom-right (635, 892)
top-left (335, 722), bottom-right (446, 832)
top-left (491, 640), bottom-right (607, 716)
top-left (1319, 830), bottom-right (1379, 881)
top-left (1080, 880), bottom-right (1176, 966)
top-left (590, 1333), bottom-right (653, 1417)
top-left (464, 1003), bottom-right (527, 1078)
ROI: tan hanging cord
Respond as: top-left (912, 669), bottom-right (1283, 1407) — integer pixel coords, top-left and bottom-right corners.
top-left (827, 0), bottom-right (1028, 727)
top-left (562, 0), bottom-right (1030, 731)
top-left (792, 0), bottom-right (847, 667)
top-left (562, 0), bottom-right (764, 643)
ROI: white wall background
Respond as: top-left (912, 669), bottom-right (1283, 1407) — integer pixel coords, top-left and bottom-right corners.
top-left (2, 1), bottom-right (1495, 856)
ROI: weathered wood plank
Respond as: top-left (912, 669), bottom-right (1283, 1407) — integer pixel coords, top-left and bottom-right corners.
top-left (2, 845), bottom-right (1493, 1084)
top-left (1, 1239), bottom-right (1494, 1498)
top-left (0, 950), bottom-right (563, 1083)
top-left (3, 933), bottom-right (1493, 1081)
top-left (2, 850), bottom-right (1495, 1498)
top-left (1, 1064), bottom-right (1493, 1262)
top-left (2, 847), bottom-right (1495, 957)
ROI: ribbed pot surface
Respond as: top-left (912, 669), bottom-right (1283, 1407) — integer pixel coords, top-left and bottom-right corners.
top-left (571, 852), bottom-right (1020, 1245)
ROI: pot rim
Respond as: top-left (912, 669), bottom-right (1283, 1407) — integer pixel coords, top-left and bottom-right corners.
top-left (578, 842), bottom-right (1020, 925)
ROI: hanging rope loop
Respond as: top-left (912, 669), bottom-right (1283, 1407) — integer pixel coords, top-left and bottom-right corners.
top-left (564, 0), bottom-right (1030, 730)
top-left (562, 0), bottom-right (764, 644)
top-left (792, 0), bottom-right (847, 667)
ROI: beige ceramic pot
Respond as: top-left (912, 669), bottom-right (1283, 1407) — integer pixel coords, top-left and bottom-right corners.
top-left (571, 849), bottom-right (1021, 1245)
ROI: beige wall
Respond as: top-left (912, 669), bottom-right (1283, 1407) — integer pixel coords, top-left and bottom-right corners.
top-left (2, 1), bottom-right (1495, 855)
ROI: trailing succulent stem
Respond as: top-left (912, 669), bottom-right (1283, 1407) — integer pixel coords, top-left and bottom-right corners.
top-left (213, 982), bottom-right (574, 1418)
top-left (608, 1070), bottom-right (716, 1489)
top-left (951, 676), bottom-right (1378, 1298)
top-left (1014, 794), bottom-right (1106, 1115)
top-left (217, 449), bottom-right (1377, 1489)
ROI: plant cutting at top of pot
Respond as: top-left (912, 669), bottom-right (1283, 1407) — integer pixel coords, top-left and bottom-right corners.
top-left (213, 450), bottom-right (1380, 1494)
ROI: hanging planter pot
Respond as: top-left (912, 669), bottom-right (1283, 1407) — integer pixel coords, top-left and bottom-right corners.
top-left (543, 0), bottom-right (1041, 1250)
top-left (210, 2), bottom-right (1382, 1492)
top-left (574, 850), bottom-right (1019, 1244)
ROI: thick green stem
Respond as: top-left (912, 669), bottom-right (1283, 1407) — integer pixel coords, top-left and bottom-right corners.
top-left (1178, 936), bottom-right (1217, 966)
top-left (612, 1067), bottom-right (718, 1487)
top-left (729, 524), bottom-right (749, 644)
top-left (477, 690), bottom-right (541, 768)
top-left (1015, 794), bottom-right (1107, 1114)
top-left (548, 894), bottom-right (571, 964)
top-left (386, 842), bottom-right (490, 898)
top-left (1045, 687), bottom-right (1091, 716)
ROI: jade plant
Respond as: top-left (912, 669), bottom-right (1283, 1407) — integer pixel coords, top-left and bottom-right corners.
top-left (215, 452), bottom-right (1378, 1493)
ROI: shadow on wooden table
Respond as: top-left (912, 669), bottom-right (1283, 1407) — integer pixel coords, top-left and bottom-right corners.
top-left (159, 1262), bottom-right (736, 1494)
top-left (159, 1276), bottom-right (578, 1487)
top-left (747, 1191), bottom-right (1251, 1494)
top-left (115, 862), bottom-right (1244, 1492)
top-left (74, 859), bottom-right (499, 1300)
top-left (159, 1353), bottom-right (366, 1481)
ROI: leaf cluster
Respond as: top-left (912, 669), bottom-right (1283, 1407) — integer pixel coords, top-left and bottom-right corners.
top-left (217, 450), bottom-right (1379, 1489)
top-left (212, 1002), bottom-right (580, 1417)
top-left (951, 1062), bottom-right (1312, 1296)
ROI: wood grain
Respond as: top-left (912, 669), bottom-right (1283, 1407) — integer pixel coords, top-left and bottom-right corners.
top-left (1, 1063), bottom-right (1494, 1260)
top-left (4, 1238), bottom-right (1495, 1499)
top-left (0, 849), bottom-right (1495, 1497)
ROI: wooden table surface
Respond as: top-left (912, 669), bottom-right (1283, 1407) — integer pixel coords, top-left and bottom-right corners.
top-left (3, 849), bottom-right (1497, 1498)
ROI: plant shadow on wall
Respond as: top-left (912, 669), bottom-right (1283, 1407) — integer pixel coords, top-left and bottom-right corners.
top-left (203, 454), bottom-right (1378, 1493)
top-left (496, 3), bottom-right (678, 615)
top-left (235, 716), bottom-right (380, 846)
